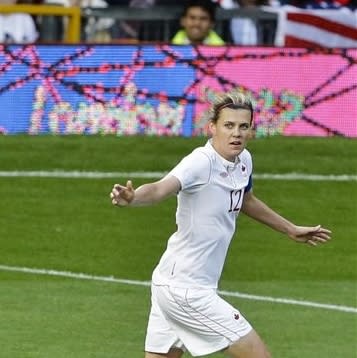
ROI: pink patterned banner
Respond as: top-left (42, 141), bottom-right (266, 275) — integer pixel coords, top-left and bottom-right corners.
top-left (191, 47), bottom-right (356, 137)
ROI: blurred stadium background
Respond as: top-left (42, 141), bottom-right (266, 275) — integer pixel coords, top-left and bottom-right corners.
top-left (0, 1), bottom-right (356, 358)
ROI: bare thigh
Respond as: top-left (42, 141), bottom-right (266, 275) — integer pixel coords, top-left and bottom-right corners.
top-left (145, 348), bottom-right (184, 358)
top-left (224, 329), bottom-right (271, 358)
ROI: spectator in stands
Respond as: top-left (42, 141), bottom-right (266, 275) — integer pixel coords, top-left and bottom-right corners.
top-left (0, 0), bottom-right (38, 43)
top-left (172, 0), bottom-right (225, 45)
top-left (219, 0), bottom-right (269, 46)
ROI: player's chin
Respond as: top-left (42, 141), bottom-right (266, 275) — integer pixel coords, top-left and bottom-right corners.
top-left (229, 145), bottom-right (244, 156)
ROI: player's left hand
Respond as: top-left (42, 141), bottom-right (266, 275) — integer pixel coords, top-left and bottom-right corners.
top-left (288, 225), bottom-right (332, 246)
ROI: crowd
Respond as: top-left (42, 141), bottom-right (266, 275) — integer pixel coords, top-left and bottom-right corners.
top-left (0, 0), bottom-right (355, 44)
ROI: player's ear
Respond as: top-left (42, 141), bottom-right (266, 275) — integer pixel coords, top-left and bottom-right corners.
top-left (208, 120), bottom-right (216, 136)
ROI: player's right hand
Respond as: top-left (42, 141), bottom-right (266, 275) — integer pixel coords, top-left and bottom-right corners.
top-left (110, 180), bottom-right (135, 207)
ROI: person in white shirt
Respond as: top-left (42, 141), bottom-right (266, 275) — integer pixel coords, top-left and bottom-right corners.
top-left (0, 0), bottom-right (38, 43)
top-left (110, 89), bottom-right (331, 358)
top-left (0, 12), bottom-right (38, 43)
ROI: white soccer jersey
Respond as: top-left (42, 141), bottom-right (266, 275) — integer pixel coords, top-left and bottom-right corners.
top-left (152, 140), bottom-right (253, 289)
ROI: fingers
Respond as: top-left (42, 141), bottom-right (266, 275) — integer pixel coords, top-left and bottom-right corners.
top-left (311, 226), bottom-right (332, 244)
top-left (111, 183), bottom-right (130, 196)
top-left (110, 188), bottom-right (120, 205)
top-left (109, 181), bottom-right (134, 207)
top-left (314, 231), bottom-right (331, 240)
top-left (127, 180), bottom-right (133, 191)
top-left (300, 225), bottom-right (332, 247)
top-left (309, 226), bottom-right (331, 235)
top-left (110, 191), bottom-right (118, 205)
top-left (305, 233), bottom-right (331, 246)
top-left (114, 183), bottom-right (126, 191)
top-left (306, 239), bottom-right (317, 247)
top-left (317, 227), bottom-right (332, 235)
top-left (313, 224), bottom-right (321, 232)
top-left (311, 235), bottom-right (328, 243)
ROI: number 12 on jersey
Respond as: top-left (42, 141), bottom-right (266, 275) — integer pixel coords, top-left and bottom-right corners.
top-left (228, 189), bottom-right (243, 212)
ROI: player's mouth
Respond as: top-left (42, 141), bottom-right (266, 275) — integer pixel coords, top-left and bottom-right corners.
top-left (229, 140), bottom-right (242, 147)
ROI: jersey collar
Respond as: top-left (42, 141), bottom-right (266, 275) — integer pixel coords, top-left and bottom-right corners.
top-left (206, 140), bottom-right (241, 170)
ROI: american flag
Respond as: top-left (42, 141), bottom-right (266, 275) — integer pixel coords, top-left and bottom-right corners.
top-left (270, 6), bottom-right (357, 48)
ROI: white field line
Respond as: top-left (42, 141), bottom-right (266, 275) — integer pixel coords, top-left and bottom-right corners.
top-left (0, 264), bottom-right (356, 314)
top-left (0, 170), bottom-right (356, 181)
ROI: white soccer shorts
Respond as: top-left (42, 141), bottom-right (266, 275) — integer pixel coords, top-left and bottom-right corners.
top-left (145, 284), bottom-right (253, 357)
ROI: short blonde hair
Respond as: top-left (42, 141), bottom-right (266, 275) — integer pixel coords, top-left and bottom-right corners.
top-left (207, 89), bottom-right (253, 123)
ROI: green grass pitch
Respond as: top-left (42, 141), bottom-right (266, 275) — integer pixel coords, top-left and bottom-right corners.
top-left (0, 135), bottom-right (356, 357)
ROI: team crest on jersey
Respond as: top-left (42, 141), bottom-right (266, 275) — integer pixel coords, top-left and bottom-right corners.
top-left (240, 164), bottom-right (248, 177)
top-left (234, 312), bottom-right (240, 320)
top-left (220, 172), bottom-right (228, 178)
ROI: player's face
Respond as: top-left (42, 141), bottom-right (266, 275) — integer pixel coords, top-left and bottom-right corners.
top-left (181, 6), bottom-right (213, 44)
top-left (209, 108), bottom-right (252, 162)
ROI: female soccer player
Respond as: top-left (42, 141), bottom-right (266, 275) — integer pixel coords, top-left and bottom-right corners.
top-left (110, 90), bottom-right (331, 358)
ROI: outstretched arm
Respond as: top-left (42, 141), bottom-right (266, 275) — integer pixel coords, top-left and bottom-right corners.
top-left (241, 191), bottom-right (331, 246)
top-left (110, 175), bottom-right (181, 207)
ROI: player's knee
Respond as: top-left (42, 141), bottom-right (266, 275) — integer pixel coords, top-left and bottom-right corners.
top-left (224, 329), bottom-right (271, 357)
